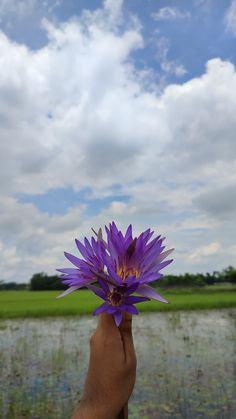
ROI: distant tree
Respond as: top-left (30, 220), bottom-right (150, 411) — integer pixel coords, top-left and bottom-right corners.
top-left (205, 272), bottom-right (215, 285)
top-left (1, 266), bottom-right (235, 292)
top-left (30, 272), bottom-right (47, 290)
top-left (222, 266), bottom-right (236, 284)
top-left (157, 272), bottom-right (205, 288)
top-left (30, 272), bottom-right (66, 290)
top-left (4, 282), bottom-right (19, 290)
top-left (212, 270), bottom-right (221, 283)
top-left (0, 281), bottom-right (28, 290)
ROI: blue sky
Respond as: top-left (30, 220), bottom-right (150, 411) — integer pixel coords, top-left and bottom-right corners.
top-left (18, 186), bottom-right (129, 215)
top-left (2, 0), bottom-right (235, 83)
top-left (0, 0), bottom-right (236, 282)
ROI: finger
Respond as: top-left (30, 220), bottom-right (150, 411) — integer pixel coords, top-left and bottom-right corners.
top-left (119, 312), bottom-right (135, 361)
top-left (90, 313), bottom-right (116, 354)
top-left (119, 311), bottom-right (132, 333)
top-left (97, 311), bottom-right (116, 330)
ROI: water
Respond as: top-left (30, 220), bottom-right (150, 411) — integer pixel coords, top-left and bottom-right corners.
top-left (0, 309), bottom-right (235, 418)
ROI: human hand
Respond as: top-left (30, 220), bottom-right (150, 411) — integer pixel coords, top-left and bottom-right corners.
top-left (73, 312), bottom-right (137, 419)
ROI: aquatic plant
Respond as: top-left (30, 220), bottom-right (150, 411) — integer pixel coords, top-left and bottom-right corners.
top-left (57, 222), bottom-right (174, 325)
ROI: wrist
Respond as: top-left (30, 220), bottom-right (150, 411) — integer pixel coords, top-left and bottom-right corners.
top-left (72, 399), bottom-right (117, 419)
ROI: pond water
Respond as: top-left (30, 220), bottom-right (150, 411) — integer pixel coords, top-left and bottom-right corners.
top-left (0, 309), bottom-right (236, 418)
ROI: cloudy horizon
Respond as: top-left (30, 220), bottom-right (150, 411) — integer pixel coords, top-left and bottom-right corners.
top-left (0, 0), bottom-right (236, 283)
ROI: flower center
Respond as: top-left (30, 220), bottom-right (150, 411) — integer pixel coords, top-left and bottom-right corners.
top-left (108, 289), bottom-right (125, 306)
top-left (117, 265), bottom-right (141, 281)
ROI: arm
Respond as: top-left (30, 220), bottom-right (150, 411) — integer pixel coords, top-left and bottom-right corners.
top-left (72, 312), bottom-right (136, 419)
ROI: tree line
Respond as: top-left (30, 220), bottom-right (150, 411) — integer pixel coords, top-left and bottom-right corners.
top-left (155, 266), bottom-right (236, 288)
top-left (0, 266), bottom-right (235, 290)
top-left (0, 273), bottom-right (66, 291)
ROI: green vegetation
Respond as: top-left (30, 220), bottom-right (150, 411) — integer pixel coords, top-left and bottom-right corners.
top-left (29, 272), bottom-right (66, 290)
top-left (1, 266), bottom-right (236, 291)
top-left (1, 265), bottom-right (236, 291)
top-left (0, 285), bottom-right (236, 318)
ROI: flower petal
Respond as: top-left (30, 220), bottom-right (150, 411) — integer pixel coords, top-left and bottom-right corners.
top-left (125, 282), bottom-right (140, 295)
top-left (57, 285), bottom-right (82, 298)
top-left (125, 295), bottom-right (149, 304)
top-left (124, 304), bottom-right (139, 315)
top-left (64, 252), bottom-right (83, 268)
top-left (139, 272), bottom-right (162, 284)
top-left (86, 284), bottom-right (106, 299)
top-left (157, 259), bottom-right (173, 271)
top-left (56, 268), bottom-right (80, 274)
top-left (114, 311), bottom-right (122, 326)
top-left (155, 248), bottom-right (174, 264)
top-left (84, 237), bottom-right (94, 257)
top-left (136, 284), bottom-right (168, 303)
top-left (93, 302), bottom-right (109, 315)
top-left (98, 278), bottom-right (110, 293)
top-left (75, 239), bottom-right (89, 259)
top-left (125, 275), bottom-right (139, 285)
top-left (107, 306), bottom-right (118, 314)
top-left (107, 266), bottom-right (123, 285)
top-left (125, 224), bottom-right (132, 241)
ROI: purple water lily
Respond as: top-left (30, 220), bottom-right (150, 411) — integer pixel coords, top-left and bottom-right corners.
top-left (100, 222), bottom-right (174, 304)
top-left (57, 228), bottom-right (105, 297)
top-left (88, 279), bottom-right (149, 326)
top-left (57, 222), bottom-right (174, 324)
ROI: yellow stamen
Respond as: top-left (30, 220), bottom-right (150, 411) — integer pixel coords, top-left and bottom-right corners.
top-left (117, 265), bottom-right (141, 281)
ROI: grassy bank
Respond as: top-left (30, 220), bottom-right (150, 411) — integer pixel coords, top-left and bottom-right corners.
top-left (0, 286), bottom-right (236, 318)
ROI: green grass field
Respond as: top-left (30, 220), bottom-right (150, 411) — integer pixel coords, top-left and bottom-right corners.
top-left (0, 286), bottom-right (236, 318)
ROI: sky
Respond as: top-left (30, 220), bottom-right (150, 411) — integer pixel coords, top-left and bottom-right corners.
top-left (0, 0), bottom-right (236, 283)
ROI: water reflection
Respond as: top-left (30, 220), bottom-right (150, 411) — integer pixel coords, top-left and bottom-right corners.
top-left (0, 309), bottom-right (235, 418)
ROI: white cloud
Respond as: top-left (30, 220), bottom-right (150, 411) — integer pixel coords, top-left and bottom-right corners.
top-left (189, 242), bottom-right (222, 262)
top-left (0, 1), bottom-right (236, 281)
top-left (0, 195), bottom-right (89, 281)
top-left (155, 37), bottom-right (187, 77)
top-left (152, 7), bottom-right (190, 21)
top-left (0, 0), bottom-right (61, 19)
top-left (224, 0), bottom-right (236, 35)
top-left (229, 245), bottom-right (236, 255)
top-left (0, 0), bottom-right (37, 18)
top-left (195, 184), bottom-right (236, 218)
